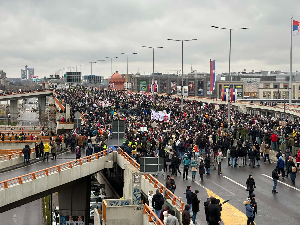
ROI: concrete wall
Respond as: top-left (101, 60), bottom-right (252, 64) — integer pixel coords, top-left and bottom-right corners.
top-left (96, 172), bottom-right (119, 199)
top-left (104, 205), bottom-right (143, 225)
top-left (0, 152), bottom-right (114, 209)
top-left (0, 151), bottom-right (36, 170)
top-left (0, 142), bottom-right (36, 150)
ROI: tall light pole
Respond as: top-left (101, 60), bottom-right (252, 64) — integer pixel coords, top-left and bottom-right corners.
top-left (89, 62), bottom-right (97, 76)
top-left (97, 60), bottom-right (105, 76)
top-left (105, 57), bottom-right (118, 75)
top-left (167, 39), bottom-right (197, 109)
top-left (120, 53), bottom-right (137, 76)
top-left (211, 26), bottom-right (250, 128)
top-left (142, 46), bottom-right (163, 96)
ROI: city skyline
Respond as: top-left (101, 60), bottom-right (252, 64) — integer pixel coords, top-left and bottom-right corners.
top-left (0, 0), bottom-right (300, 78)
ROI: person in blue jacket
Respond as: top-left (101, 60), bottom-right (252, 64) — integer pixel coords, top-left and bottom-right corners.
top-left (182, 155), bottom-right (191, 180)
top-left (276, 156), bottom-right (285, 179)
top-left (244, 198), bottom-right (254, 225)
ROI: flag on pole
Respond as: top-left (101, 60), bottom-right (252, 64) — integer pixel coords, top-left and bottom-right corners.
top-left (222, 88), bottom-right (227, 101)
top-left (293, 20), bottom-right (300, 35)
top-left (231, 88), bottom-right (236, 102)
top-left (210, 60), bottom-right (216, 91)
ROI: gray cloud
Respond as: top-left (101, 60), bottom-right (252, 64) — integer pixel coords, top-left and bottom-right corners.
top-left (1, 0), bottom-right (300, 78)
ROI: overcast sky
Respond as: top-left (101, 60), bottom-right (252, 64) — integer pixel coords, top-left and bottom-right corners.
top-left (1, 0), bottom-right (300, 78)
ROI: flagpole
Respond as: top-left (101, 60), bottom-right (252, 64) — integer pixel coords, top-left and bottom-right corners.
top-left (210, 59), bottom-right (212, 100)
top-left (289, 16), bottom-right (293, 104)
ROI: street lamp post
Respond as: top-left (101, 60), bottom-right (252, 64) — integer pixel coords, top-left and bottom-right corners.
top-left (142, 46), bottom-right (163, 98)
top-left (121, 53), bottom-right (137, 90)
top-left (89, 62), bottom-right (97, 76)
top-left (97, 60), bottom-right (105, 76)
top-left (167, 39), bottom-right (197, 110)
top-left (105, 57), bottom-right (118, 75)
top-left (211, 26), bottom-right (250, 128)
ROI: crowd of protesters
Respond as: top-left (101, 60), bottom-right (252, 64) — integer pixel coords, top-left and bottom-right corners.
top-left (44, 85), bottom-right (300, 224)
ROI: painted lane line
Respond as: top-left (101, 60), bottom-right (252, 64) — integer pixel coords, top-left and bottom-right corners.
top-left (187, 176), bottom-right (208, 190)
top-left (223, 176), bottom-right (247, 189)
top-left (207, 178), bottom-right (236, 196)
top-left (262, 174), bottom-right (300, 192)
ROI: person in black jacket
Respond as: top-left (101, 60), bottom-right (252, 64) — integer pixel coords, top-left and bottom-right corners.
top-left (204, 154), bottom-right (211, 175)
top-left (152, 189), bottom-right (164, 218)
top-left (208, 197), bottom-right (221, 225)
top-left (248, 147), bottom-right (256, 168)
top-left (182, 204), bottom-right (190, 225)
top-left (246, 175), bottom-right (256, 196)
top-left (230, 147), bottom-right (237, 167)
top-left (204, 198), bottom-right (211, 224)
top-left (22, 144), bottom-right (30, 164)
top-left (249, 193), bottom-right (258, 222)
top-left (272, 168), bottom-right (280, 193)
top-left (186, 186), bottom-right (192, 215)
top-left (191, 190), bottom-right (200, 224)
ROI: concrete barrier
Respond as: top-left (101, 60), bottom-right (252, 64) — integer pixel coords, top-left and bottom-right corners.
top-left (0, 151), bottom-right (114, 210)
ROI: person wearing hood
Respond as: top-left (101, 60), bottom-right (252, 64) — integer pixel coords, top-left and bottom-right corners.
top-left (22, 144), bottom-right (30, 164)
top-left (249, 193), bottom-right (258, 222)
top-left (246, 175), bottom-right (256, 197)
top-left (166, 210), bottom-right (179, 225)
top-left (86, 143), bottom-right (93, 156)
top-left (244, 198), bottom-right (254, 225)
top-left (185, 186), bottom-right (192, 215)
top-left (182, 204), bottom-right (191, 225)
top-left (182, 155), bottom-right (191, 180)
top-left (204, 153), bottom-right (211, 175)
top-left (276, 156), bottom-right (285, 179)
top-left (43, 142), bottom-right (50, 162)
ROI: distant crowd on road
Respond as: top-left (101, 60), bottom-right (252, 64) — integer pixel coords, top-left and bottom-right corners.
top-left (34, 85), bottom-right (300, 224)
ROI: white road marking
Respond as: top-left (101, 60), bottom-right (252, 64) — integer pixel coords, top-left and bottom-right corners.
top-left (206, 178), bottom-right (236, 196)
top-left (223, 176), bottom-right (247, 189)
top-left (262, 174), bottom-right (300, 192)
top-left (187, 176), bottom-right (208, 190)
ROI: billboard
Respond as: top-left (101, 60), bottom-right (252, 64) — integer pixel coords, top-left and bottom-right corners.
top-left (160, 80), bottom-right (167, 93)
top-left (170, 81), bottom-right (176, 95)
top-left (139, 80), bottom-right (148, 92)
top-left (21, 69), bottom-right (27, 80)
top-left (197, 81), bottom-right (204, 96)
top-left (177, 86), bottom-right (181, 95)
top-left (28, 68), bottom-right (34, 78)
top-left (183, 86), bottom-right (188, 97)
top-left (188, 80), bottom-right (195, 95)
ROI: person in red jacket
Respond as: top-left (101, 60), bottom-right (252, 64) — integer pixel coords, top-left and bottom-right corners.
top-left (296, 150), bottom-right (300, 168)
top-left (270, 133), bottom-right (278, 151)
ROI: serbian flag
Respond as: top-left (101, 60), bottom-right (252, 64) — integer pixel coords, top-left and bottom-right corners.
top-left (210, 60), bottom-right (216, 91)
top-left (222, 88), bottom-right (227, 101)
top-left (293, 20), bottom-right (300, 36)
top-left (231, 88), bottom-right (236, 102)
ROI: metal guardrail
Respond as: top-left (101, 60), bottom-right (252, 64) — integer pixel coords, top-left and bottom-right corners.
top-left (0, 149), bottom-right (111, 190)
top-left (143, 203), bottom-right (164, 225)
top-left (55, 97), bottom-right (65, 112)
top-left (0, 148), bottom-right (34, 161)
top-left (117, 149), bottom-right (184, 212)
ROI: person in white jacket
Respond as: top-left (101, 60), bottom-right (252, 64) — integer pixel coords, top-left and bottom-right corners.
top-left (148, 190), bottom-right (154, 210)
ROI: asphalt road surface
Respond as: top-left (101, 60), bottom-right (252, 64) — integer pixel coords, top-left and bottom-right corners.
top-left (157, 158), bottom-right (300, 225)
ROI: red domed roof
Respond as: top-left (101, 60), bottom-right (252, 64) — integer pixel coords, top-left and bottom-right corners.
top-left (111, 71), bottom-right (122, 80)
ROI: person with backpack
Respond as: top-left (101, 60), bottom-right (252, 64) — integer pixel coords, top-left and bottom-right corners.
top-left (182, 155), bottom-right (191, 180)
top-left (287, 157), bottom-right (297, 185)
top-left (152, 189), bottom-right (164, 219)
top-left (191, 158), bottom-right (197, 182)
top-left (276, 156), bottom-right (285, 179)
